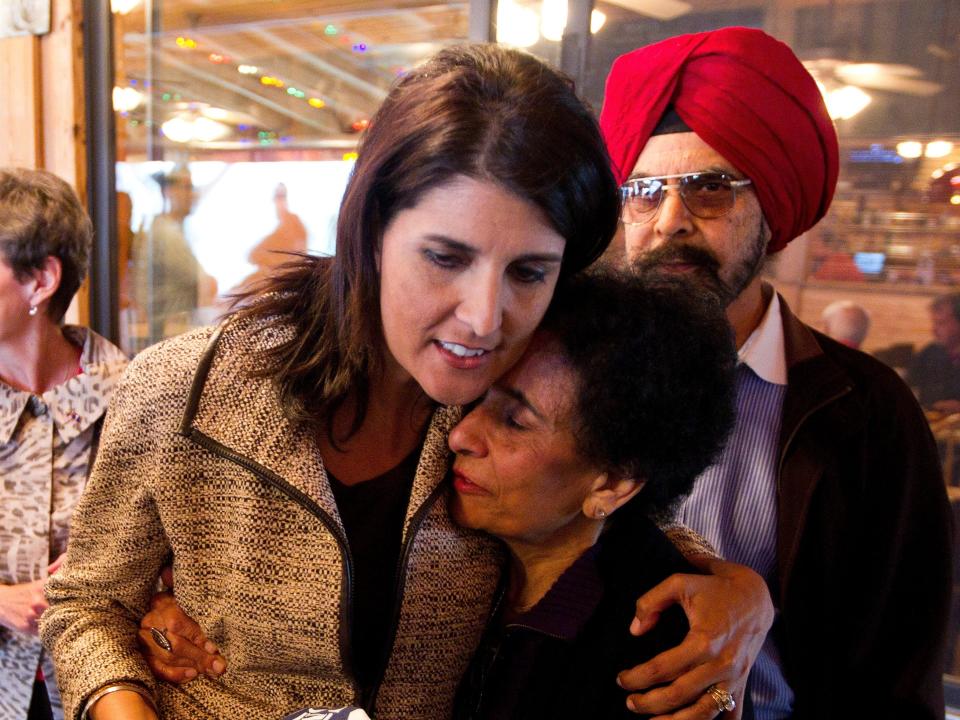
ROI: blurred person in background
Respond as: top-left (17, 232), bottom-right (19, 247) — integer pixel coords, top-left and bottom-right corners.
top-left (132, 165), bottom-right (217, 343)
top-left (820, 300), bottom-right (870, 350)
top-left (907, 291), bottom-right (960, 412)
top-left (245, 182), bottom-right (308, 287)
top-left (0, 168), bottom-right (128, 720)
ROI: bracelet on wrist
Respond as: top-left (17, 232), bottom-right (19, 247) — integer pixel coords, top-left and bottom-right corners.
top-left (80, 682), bottom-right (157, 720)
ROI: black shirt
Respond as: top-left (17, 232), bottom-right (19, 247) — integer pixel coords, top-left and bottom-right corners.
top-left (328, 449), bottom-right (419, 693)
top-left (453, 515), bottom-right (718, 720)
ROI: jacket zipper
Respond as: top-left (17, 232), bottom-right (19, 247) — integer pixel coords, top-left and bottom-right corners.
top-left (363, 481), bottom-right (448, 713)
top-left (501, 623), bottom-right (567, 641)
top-left (184, 428), bottom-right (361, 702)
top-left (463, 592), bottom-right (559, 719)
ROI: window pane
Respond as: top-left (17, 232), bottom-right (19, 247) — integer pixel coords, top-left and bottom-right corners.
top-left (112, 0), bottom-right (469, 353)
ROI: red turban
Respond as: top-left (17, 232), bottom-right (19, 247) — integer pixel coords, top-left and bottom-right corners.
top-left (600, 27), bottom-right (839, 254)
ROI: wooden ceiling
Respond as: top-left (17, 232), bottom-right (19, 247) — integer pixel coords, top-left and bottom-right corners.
top-left (115, 0), bottom-right (469, 150)
top-left (113, 0), bottom-right (956, 154)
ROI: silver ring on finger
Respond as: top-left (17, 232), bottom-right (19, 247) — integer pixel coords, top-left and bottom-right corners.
top-left (706, 684), bottom-right (736, 713)
top-left (150, 626), bottom-right (173, 652)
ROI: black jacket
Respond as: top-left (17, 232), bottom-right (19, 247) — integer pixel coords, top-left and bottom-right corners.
top-left (454, 515), bottom-right (715, 720)
top-left (777, 295), bottom-right (952, 719)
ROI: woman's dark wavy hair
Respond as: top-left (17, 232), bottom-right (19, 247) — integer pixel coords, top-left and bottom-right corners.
top-left (231, 43), bottom-right (619, 436)
top-left (539, 265), bottom-right (737, 517)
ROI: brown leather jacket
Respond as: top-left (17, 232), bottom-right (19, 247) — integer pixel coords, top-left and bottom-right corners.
top-left (776, 295), bottom-right (951, 719)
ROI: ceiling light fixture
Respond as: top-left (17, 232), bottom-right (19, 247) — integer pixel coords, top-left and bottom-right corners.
top-left (541, 0), bottom-right (567, 42)
top-left (161, 115), bottom-right (230, 144)
top-left (591, 9), bottom-right (606, 33)
top-left (496, 0), bottom-right (540, 48)
top-left (896, 141), bottom-right (923, 159)
top-left (112, 86), bottom-right (144, 113)
top-left (538, 0), bottom-right (608, 42)
top-left (824, 85), bottom-right (871, 120)
top-left (925, 141), bottom-right (954, 159)
top-left (111, 0), bottom-right (142, 14)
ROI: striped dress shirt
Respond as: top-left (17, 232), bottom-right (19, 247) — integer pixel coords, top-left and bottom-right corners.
top-left (676, 292), bottom-right (795, 720)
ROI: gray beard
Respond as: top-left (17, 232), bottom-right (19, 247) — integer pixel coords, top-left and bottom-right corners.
top-left (721, 222), bottom-right (769, 305)
top-left (630, 221), bottom-right (769, 308)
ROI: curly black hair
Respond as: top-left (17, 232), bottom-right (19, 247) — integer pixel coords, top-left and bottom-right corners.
top-left (540, 265), bottom-right (738, 517)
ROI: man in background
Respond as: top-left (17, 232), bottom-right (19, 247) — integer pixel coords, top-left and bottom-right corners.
top-left (908, 291), bottom-right (960, 411)
top-left (603, 27), bottom-right (951, 720)
top-left (245, 182), bottom-right (308, 288)
top-left (821, 300), bottom-right (871, 350)
top-left (132, 165), bottom-right (217, 344)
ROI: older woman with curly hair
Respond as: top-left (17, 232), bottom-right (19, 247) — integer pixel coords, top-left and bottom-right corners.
top-left (450, 267), bottom-right (739, 719)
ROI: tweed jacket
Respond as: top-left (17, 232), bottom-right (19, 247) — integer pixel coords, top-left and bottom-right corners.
top-left (42, 321), bottom-right (504, 720)
top-left (774, 296), bottom-right (951, 719)
top-left (0, 326), bottom-right (127, 720)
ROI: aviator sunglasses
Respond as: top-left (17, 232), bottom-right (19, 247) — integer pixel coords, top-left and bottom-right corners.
top-left (620, 171), bottom-right (753, 224)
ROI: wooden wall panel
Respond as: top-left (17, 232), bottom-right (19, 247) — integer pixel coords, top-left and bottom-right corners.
top-left (42, 0), bottom-right (89, 325)
top-left (41, 0), bottom-right (86, 195)
top-left (0, 35), bottom-right (43, 168)
top-left (0, 0), bottom-right (87, 323)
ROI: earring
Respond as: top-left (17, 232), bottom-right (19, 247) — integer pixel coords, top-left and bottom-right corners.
top-left (596, 508), bottom-right (607, 519)
top-left (28, 305), bottom-right (38, 317)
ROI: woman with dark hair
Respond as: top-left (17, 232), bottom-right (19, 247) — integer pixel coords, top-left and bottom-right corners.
top-left (0, 168), bottom-right (128, 720)
top-left (42, 44), bottom-right (618, 720)
top-left (451, 268), bottom-right (739, 719)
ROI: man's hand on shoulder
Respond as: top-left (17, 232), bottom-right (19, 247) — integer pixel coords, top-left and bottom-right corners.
top-left (618, 558), bottom-right (772, 719)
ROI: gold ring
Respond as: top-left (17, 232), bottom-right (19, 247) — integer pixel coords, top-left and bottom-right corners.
top-left (706, 684), bottom-right (736, 713)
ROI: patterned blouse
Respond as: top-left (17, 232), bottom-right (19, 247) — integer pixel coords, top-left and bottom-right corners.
top-left (0, 326), bottom-right (127, 720)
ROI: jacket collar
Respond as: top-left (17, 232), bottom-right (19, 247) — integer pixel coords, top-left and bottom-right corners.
top-left (779, 290), bottom-right (854, 433)
top-left (0, 327), bottom-right (127, 445)
top-left (776, 293), bottom-right (854, 603)
top-left (179, 320), bottom-right (461, 529)
top-left (508, 544), bottom-right (604, 641)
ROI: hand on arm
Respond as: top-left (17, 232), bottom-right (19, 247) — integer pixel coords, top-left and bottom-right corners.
top-left (0, 578), bottom-right (49, 636)
top-left (47, 553), bottom-right (66, 575)
top-left (618, 558), bottom-right (773, 719)
top-left (137, 569), bottom-right (226, 683)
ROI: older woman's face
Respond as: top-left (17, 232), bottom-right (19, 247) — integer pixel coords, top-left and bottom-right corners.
top-left (448, 332), bottom-right (600, 545)
top-left (378, 175), bottom-right (565, 406)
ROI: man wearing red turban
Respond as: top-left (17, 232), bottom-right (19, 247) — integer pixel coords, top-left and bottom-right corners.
top-left (603, 27), bottom-right (950, 720)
